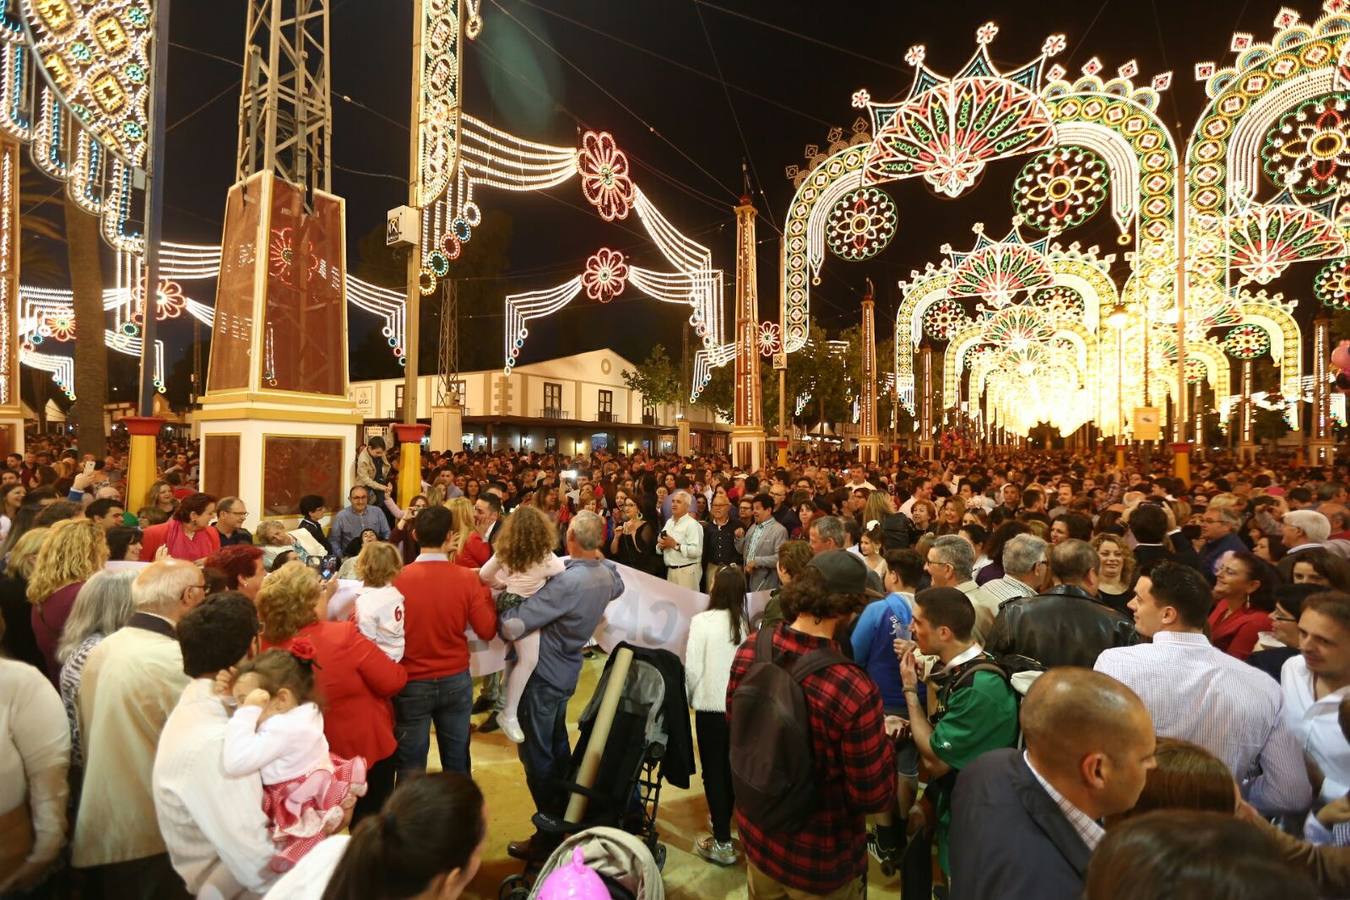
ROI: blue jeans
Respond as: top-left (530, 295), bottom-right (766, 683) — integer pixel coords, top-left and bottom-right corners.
top-left (394, 670), bottom-right (472, 778)
top-left (516, 675), bottom-right (574, 819)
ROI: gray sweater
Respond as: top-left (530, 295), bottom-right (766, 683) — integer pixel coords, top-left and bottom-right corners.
top-left (501, 558), bottom-right (624, 692)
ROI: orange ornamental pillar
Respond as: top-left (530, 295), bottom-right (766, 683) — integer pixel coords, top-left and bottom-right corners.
top-left (393, 423), bottom-right (431, 508)
top-left (125, 416), bottom-right (166, 513)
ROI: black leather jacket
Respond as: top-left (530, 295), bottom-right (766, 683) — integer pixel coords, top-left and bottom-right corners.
top-left (985, 584), bottom-right (1137, 669)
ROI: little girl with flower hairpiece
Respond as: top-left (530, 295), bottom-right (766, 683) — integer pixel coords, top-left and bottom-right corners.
top-left (223, 641), bottom-right (367, 872)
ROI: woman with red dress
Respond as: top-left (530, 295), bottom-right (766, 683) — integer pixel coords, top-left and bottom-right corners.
top-left (1208, 550), bottom-right (1277, 661)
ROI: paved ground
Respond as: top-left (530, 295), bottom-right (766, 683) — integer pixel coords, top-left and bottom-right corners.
top-left (450, 654), bottom-right (906, 899)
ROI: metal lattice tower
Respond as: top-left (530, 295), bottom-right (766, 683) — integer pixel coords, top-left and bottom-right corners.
top-left (236, 0), bottom-right (332, 192)
top-left (435, 279), bottom-right (460, 409)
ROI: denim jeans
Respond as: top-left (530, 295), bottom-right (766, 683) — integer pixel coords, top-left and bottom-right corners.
top-left (516, 675), bottom-right (574, 819)
top-left (394, 670), bottom-right (473, 778)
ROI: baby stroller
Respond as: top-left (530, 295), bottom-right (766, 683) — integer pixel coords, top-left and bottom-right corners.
top-left (510, 827), bottom-right (665, 900)
top-left (500, 644), bottom-right (681, 899)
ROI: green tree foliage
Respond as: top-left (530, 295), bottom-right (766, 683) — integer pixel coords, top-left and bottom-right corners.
top-left (1252, 405), bottom-right (1292, 447)
top-left (622, 343), bottom-right (681, 408)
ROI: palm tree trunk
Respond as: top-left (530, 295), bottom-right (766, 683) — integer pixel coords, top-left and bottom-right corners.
top-left (65, 196), bottom-right (107, 457)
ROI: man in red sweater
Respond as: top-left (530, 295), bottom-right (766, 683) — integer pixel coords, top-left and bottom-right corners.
top-left (392, 504), bottom-right (497, 778)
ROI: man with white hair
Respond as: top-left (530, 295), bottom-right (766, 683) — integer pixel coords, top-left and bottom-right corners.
top-left (73, 559), bottom-right (204, 898)
top-left (658, 489), bottom-right (703, 591)
top-left (1280, 509), bottom-right (1333, 583)
top-left (500, 511), bottom-right (626, 862)
top-left (966, 534), bottom-right (1049, 642)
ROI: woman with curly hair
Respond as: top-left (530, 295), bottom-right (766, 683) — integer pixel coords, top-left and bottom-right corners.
top-left (28, 518), bottom-right (108, 681)
top-left (477, 505), bottom-right (564, 744)
top-left (258, 562), bottom-right (407, 823)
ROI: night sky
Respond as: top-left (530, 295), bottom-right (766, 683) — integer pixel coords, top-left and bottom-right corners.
top-left (52, 0), bottom-right (1332, 398)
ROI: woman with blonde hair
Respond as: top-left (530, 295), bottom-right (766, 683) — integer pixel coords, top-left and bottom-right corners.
top-left (258, 561), bottom-right (407, 821)
top-left (0, 528), bottom-right (50, 670)
top-left (1093, 532), bottom-right (1137, 615)
top-left (143, 479), bottom-right (177, 516)
top-left (28, 518), bottom-right (108, 681)
top-left (863, 489), bottom-right (913, 551)
top-left (478, 504), bottom-right (564, 743)
top-left (447, 497), bottom-right (489, 568)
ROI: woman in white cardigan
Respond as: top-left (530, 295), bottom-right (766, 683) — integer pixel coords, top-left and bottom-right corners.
top-left (684, 564), bottom-right (748, 867)
top-left (0, 615), bottom-right (71, 893)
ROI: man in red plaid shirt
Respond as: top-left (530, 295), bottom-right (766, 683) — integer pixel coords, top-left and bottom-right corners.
top-left (727, 550), bottom-right (896, 898)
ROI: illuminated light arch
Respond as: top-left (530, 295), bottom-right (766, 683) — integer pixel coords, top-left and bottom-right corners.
top-left (781, 25), bottom-right (1066, 353)
top-left (1227, 196), bottom-right (1346, 285)
top-left (1235, 288), bottom-right (1303, 417)
top-left (894, 239), bottom-right (1117, 413)
top-left (1041, 72), bottom-right (1180, 324)
top-left (1186, 8), bottom-right (1350, 335)
top-left (1181, 338), bottom-right (1232, 389)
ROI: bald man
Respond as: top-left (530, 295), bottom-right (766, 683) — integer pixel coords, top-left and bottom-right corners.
top-left (948, 669), bottom-right (1156, 900)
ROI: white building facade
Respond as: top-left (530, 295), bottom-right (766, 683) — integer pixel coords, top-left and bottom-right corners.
top-left (349, 349), bottom-right (729, 455)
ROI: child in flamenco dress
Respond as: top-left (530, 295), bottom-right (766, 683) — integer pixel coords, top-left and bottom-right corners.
top-left (223, 642), bottom-right (367, 872)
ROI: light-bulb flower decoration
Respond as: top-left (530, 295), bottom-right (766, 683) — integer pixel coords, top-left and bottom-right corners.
top-left (133, 276), bottom-right (186, 325)
top-left (758, 321), bottom-right (782, 357)
top-left (42, 313), bottom-right (76, 342)
top-left (578, 131), bottom-right (635, 222)
top-left (851, 89), bottom-right (871, 109)
top-left (582, 248), bottom-right (628, 303)
top-left (268, 227), bottom-right (296, 282)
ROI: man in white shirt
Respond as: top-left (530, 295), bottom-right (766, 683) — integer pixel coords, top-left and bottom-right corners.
top-left (74, 559), bottom-right (202, 899)
top-left (1282, 591), bottom-right (1350, 804)
top-left (658, 490), bottom-right (703, 590)
top-left (846, 465), bottom-right (876, 493)
top-left (1096, 561), bottom-right (1311, 815)
top-left (154, 593), bottom-right (278, 899)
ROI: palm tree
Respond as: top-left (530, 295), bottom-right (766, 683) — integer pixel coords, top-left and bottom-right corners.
top-left (16, 160), bottom-right (107, 453)
top-left (63, 195), bottom-right (106, 456)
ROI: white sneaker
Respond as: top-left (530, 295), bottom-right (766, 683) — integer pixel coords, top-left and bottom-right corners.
top-left (695, 835), bottom-right (739, 866)
top-left (500, 713), bottom-right (525, 744)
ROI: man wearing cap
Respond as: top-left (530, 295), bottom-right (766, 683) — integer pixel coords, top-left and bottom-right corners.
top-left (726, 550), bottom-right (894, 897)
top-left (658, 490), bottom-right (703, 591)
top-left (1279, 509), bottom-right (1332, 583)
top-left (895, 586), bottom-right (1020, 880)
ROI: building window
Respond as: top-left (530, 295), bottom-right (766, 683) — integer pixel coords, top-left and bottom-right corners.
top-left (394, 385), bottom-right (404, 419)
top-left (543, 382), bottom-right (563, 418)
top-left (598, 389), bottom-right (613, 422)
top-left (642, 401), bottom-right (656, 426)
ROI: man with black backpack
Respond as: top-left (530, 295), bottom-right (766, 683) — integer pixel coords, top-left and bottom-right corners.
top-left (726, 550), bottom-right (894, 898)
top-left (897, 586), bottom-right (1020, 883)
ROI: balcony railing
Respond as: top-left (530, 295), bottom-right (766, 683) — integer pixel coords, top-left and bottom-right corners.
top-left (540, 407), bottom-right (568, 419)
top-left (641, 414), bottom-right (657, 425)
top-left (598, 411), bottom-right (616, 423)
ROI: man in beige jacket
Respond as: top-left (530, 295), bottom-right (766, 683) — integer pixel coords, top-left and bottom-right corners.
top-left (74, 560), bottom-right (203, 898)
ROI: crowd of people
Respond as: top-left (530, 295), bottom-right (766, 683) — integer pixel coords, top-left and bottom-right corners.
top-left (3, 432), bottom-right (1350, 898)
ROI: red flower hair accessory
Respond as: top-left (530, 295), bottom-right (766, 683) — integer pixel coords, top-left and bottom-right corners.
top-left (289, 638), bottom-right (318, 663)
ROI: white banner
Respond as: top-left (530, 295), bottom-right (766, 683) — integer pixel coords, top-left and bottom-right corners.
top-left (327, 561), bottom-right (774, 671)
top-left (594, 563), bottom-right (708, 660)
